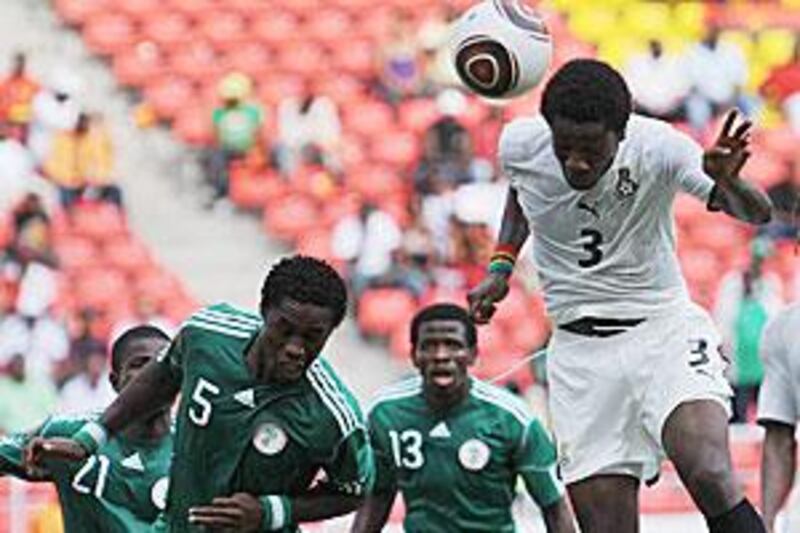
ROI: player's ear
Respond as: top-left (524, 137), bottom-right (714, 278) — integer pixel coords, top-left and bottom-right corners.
top-left (109, 371), bottom-right (120, 391)
top-left (410, 346), bottom-right (423, 369)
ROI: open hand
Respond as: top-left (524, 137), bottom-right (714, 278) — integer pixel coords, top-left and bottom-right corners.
top-left (703, 109), bottom-right (752, 184)
top-left (189, 493), bottom-right (263, 532)
top-left (467, 274), bottom-right (510, 324)
top-left (25, 437), bottom-right (89, 470)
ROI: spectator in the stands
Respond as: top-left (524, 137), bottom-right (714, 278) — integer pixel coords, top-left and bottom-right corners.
top-left (109, 295), bottom-right (175, 344)
top-left (374, 8), bottom-right (422, 103)
top-left (331, 202), bottom-right (403, 297)
top-left (624, 39), bottom-right (690, 122)
top-left (28, 66), bottom-right (81, 164)
top-left (274, 78), bottom-right (341, 176)
top-left (0, 52), bottom-right (39, 141)
top-left (0, 121), bottom-right (52, 212)
top-left (683, 27), bottom-right (753, 135)
top-left (208, 72), bottom-right (264, 207)
top-left (0, 353), bottom-right (57, 435)
top-left (414, 89), bottom-right (475, 195)
top-left (764, 158), bottom-right (800, 241)
top-left (80, 112), bottom-right (122, 208)
top-left (44, 112), bottom-right (122, 210)
top-left (58, 344), bottom-right (115, 415)
top-left (761, 35), bottom-right (800, 133)
top-left (417, 5), bottom-right (460, 92)
top-left (714, 238), bottom-right (784, 423)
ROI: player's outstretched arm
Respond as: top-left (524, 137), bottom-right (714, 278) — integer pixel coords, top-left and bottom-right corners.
top-left (760, 422), bottom-right (796, 533)
top-left (468, 186), bottom-right (530, 324)
top-left (541, 499), bottom-right (577, 533)
top-left (704, 110), bottom-right (772, 225)
top-left (350, 491), bottom-right (396, 533)
top-left (29, 359), bottom-right (179, 466)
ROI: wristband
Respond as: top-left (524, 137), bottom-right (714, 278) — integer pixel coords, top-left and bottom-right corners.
top-left (488, 258), bottom-right (514, 277)
top-left (494, 243), bottom-right (517, 256)
top-left (259, 495), bottom-right (292, 531)
top-left (73, 421), bottom-right (109, 454)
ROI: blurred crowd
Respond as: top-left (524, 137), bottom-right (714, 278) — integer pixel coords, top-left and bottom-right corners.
top-left (0, 52), bottom-right (178, 436)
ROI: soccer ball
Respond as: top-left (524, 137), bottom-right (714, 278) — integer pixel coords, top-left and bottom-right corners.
top-left (450, 0), bottom-right (552, 99)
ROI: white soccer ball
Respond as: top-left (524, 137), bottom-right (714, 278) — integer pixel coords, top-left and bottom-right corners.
top-left (450, 0), bottom-right (553, 99)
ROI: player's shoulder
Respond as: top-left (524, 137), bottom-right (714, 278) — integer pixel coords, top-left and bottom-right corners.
top-left (498, 115), bottom-right (551, 164)
top-left (367, 376), bottom-right (423, 416)
top-left (469, 379), bottom-right (532, 427)
top-left (626, 114), bottom-right (694, 154)
top-left (181, 303), bottom-right (262, 341)
top-left (40, 411), bottom-right (100, 438)
top-left (766, 303), bottom-right (800, 342)
top-left (305, 358), bottom-right (365, 439)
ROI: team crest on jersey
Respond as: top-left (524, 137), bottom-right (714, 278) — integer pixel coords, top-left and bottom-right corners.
top-left (458, 439), bottom-right (490, 471)
top-left (615, 168), bottom-right (638, 199)
top-left (151, 477), bottom-right (169, 510)
top-left (253, 422), bottom-right (288, 456)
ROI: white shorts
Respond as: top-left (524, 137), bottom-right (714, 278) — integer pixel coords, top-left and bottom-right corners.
top-left (547, 303), bottom-right (732, 485)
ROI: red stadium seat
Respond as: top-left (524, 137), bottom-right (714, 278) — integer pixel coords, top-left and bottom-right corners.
top-left (54, 0), bottom-right (108, 25)
top-left (357, 288), bottom-right (417, 337)
top-left (315, 76), bottom-right (365, 107)
top-left (262, 193), bottom-right (320, 242)
top-left (136, 270), bottom-right (182, 305)
top-left (344, 101), bottom-right (394, 137)
top-left (54, 237), bottom-right (101, 272)
top-left (69, 204), bottom-right (127, 242)
top-left (224, 43), bottom-right (273, 79)
top-left (82, 12), bottom-right (138, 56)
top-left (330, 38), bottom-right (375, 77)
top-left (399, 99), bottom-right (440, 134)
top-left (169, 41), bottom-right (223, 83)
top-left (75, 269), bottom-right (129, 308)
top-left (197, 10), bottom-right (247, 50)
top-left (144, 75), bottom-right (197, 120)
top-left (116, 0), bottom-right (161, 16)
top-left (256, 75), bottom-right (304, 106)
top-left (742, 151), bottom-right (788, 189)
top-left (296, 229), bottom-right (336, 264)
top-left (347, 166), bottom-right (406, 203)
top-left (306, 10), bottom-right (353, 44)
top-left (370, 131), bottom-right (420, 169)
top-left (112, 42), bottom-right (165, 88)
top-left (229, 169), bottom-right (288, 209)
top-left (277, 42), bottom-right (330, 78)
top-left (172, 106), bottom-right (214, 146)
top-left (103, 238), bottom-right (153, 274)
top-left (250, 11), bottom-right (299, 47)
top-left (166, 0), bottom-right (215, 15)
top-left (141, 11), bottom-right (193, 49)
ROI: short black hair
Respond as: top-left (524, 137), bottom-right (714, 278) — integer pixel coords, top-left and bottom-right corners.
top-left (260, 255), bottom-right (348, 327)
top-left (110, 325), bottom-right (170, 372)
top-left (541, 59), bottom-right (632, 136)
top-left (410, 303), bottom-right (477, 349)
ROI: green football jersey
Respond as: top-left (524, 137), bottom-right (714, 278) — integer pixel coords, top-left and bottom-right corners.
top-left (155, 303), bottom-right (373, 532)
top-left (368, 377), bottom-right (564, 533)
top-left (0, 413), bottom-right (173, 533)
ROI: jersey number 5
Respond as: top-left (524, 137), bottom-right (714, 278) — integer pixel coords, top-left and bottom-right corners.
top-left (189, 378), bottom-right (220, 427)
top-left (578, 228), bottom-right (604, 268)
top-left (388, 430), bottom-right (424, 470)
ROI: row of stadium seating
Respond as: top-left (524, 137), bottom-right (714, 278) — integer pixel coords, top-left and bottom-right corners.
top-left (46, 0), bottom-right (800, 519)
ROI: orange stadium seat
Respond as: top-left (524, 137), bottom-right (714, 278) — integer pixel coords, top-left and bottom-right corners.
top-left (315, 76), bottom-right (365, 107)
top-left (144, 75), bottom-right (197, 120)
top-left (358, 288), bottom-right (417, 337)
top-left (116, 0), bottom-right (161, 16)
top-left (136, 270), bottom-right (182, 305)
top-left (371, 131), bottom-right (420, 169)
top-left (140, 11), bottom-right (194, 48)
top-left (224, 42), bottom-right (273, 80)
top-left (229, 169), bottom-right (288, 209)
top-left (172, 106), bottom-right (214, 146)
top-left (277, 41), bottom-right (330, 77)
top-left (306, 9), bottom-right (354, 44)
top-left (112, 43), bottom-right (166, 88)
top-left (54, 0), bottom-right (107, 25)
top-left (250, 11), bottom-right (299, 47)
top-left (103, 238), bottom-right (153, 274)
top-left (344, 101), bottom-right (394, 137)
top-left (262, 193), bottom-right (320, 242)
top-left (169, 41), bottom-right (223, 84)
top-left (55, 236), bottom-right (100, 272)
top-left (166, 0), bottom-right (215, 15)
top-left (399, 99), bottom-right (440, 134)
top-left (256, 74), bottom-right (304, 105)
top-left (82, 12), bottom-right (138, 56)
top-left (197, 9), bottom-right (247, 50)
top-left (330, 38), bottom-right (375, 77)
top-left (70, 204), bottom-right (127, 242)
top-left (75, 269), bottom-right (129, 308)
top-left (347, 165), bottom-right (406, 203)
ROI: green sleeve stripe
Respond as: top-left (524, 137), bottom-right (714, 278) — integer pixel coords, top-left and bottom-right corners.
top-left (471, 384), bottom-right (531, 427)
top-left (196, 308), bottom-right (262, 328)
top-left (307, 363), bottom-right (359, 436)
top-left (184, 319), bottom-right (254, 339)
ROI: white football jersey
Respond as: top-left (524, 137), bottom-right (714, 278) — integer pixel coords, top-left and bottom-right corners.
top-left (757, 304), bottom-right (800, 427)
top-left (499, 114), bottom-right (716, 324)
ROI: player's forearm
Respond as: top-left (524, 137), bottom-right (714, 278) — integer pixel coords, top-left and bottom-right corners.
top-left (710, 178), bottom-right (772, 225)
top-left (761, 424), bottom-right (796, 530)
top-left (101, 361), bottom-right (179, 435)
top-left (497, 187), bottom-right (530, 252)
top-left (290, 492), bottom-right (363, 524)
top-left (542, 499), bottom-right (577, 533)
top-left (350, 492), bottom-right (395, 533)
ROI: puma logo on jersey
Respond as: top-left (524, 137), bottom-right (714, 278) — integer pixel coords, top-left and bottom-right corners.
top-left (577, 201), bottom-right (600, 219)
top-left (429, 422), bottom-right (451, 438)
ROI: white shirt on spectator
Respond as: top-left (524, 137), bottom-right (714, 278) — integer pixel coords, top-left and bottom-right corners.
top-left (453, 181), bottom-right (506, 233)
top-left (331, 210), bottom-right (402, 278)
top-left (277, 95), bottom-right (341, 152)
top-left (757, 303), bottom-right (800, 426)
top-left (58, 373), bottom-right (116, 416)
top-left (624, 51), bottom-right (691, 116)
top-left (684, 41), bottom-right (748, 104)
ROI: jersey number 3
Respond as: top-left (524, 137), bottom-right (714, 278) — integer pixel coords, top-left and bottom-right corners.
top-left (578, 228), bottom-right (603, 268)
top-left (389, 430), bottom-right (424, 469)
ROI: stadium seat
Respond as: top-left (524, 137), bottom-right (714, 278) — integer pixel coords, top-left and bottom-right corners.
top-left (82, 12), bottom-right (138, 56)
top-left (54, 236), bottom-right (101, 272)
top-left (169, 41), bottom-right (223, 84)
top-left (172, 106), bottom-right (214, 146)
top-left (250, 11), bottom-right (299, 47)
top-left (277, 41), bottom-right (329, 78)
top-left (112, 42), bottom-right (165, 88)
top-left (116, 0), bottom-right (161, 16)
top-left (306, 9), bottom-right (353, 44)
top-left (262, 193), bottom-right (320, 242)
top-left (141, 11), bottom-right (193, 48)
top-left (330, 38), bottom-right (375, 77)
top-left (144, 75), bottom-right (197, 120)
top-left (54, 0), bottom-right (108, 25)
top-left (347, 166), bottom-right (406, 203)
top-left (69, 205), bottom-right (127, 242)
top-left (357, 288), bottom-right (417, 338)
top-left (344, 101), bottom-right (395, 138)
top-left (399, 99), bottom-right (440, 134)
top-left (224, 42), bottom-right (273, 79)
top-left (229, 169), bottom-right (288, 209)
top-left (103, 238), bottom-right (153, 274)
top-left (370, 131), bottom-right (420, 169)
top-left (197, 9), bottom-right (247, 50)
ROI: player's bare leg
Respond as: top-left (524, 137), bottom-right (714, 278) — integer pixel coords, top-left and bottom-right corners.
top-left (663, 400), bottom-right (766, 532)
top-left (567, 474), bottom-right (639, 533)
